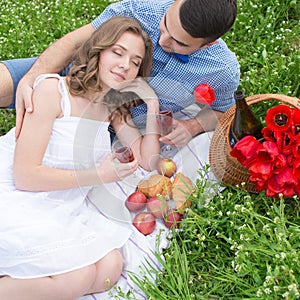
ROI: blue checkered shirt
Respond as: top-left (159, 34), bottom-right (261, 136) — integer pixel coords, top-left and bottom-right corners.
top-left (92, 0), bottom-right (240, 127)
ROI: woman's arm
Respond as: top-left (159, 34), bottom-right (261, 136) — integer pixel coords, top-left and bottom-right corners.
top-left (14, 78), bottom-right (138, 192)
top-left (112, 86), bottom-right (160, 171)
top-left (138, 98), bottom-right (160, 170)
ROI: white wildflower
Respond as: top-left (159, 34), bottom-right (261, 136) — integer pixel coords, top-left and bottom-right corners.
top-left (265, 275), bottom-right (272, 282)
top-left (288, 283), bottom-right (297, 292)
top-left (282, 291), bottom-right (289, 299)
top-left (274, 217), bottom-right (280, 223)
top-left (265, 288), bottom-right (272, 295)
top-left (273, 286), bottom-right (280, 292)
top-left (280, 252), bottom-right (286, 260)
top-left (256, 288), bottom-right (263, 297)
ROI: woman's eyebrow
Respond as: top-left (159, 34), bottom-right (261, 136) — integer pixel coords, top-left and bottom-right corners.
top-left (114, 44), bottom-right (143, 59)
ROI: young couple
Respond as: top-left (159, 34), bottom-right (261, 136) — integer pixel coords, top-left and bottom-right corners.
top-left (0, 0), bottom-right (239, 298)
top-left (0, 0), bottom-right (239, 147)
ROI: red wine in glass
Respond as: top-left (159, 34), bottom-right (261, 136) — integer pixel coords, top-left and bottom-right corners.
top-left (112, 140), bottom-right (135, 163)
top-left (157, 110), bottom-right (173, 136)
top-left (114, 146), bottom-right (134, 163)
top-left (156, 109), bottom-right (178, 157)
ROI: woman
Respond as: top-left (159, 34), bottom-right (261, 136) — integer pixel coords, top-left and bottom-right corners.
top-left (0, 16), bottom-right (159, 299)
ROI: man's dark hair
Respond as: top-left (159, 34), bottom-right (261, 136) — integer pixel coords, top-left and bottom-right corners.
top-left (180, 0), bottom-right (237, 43)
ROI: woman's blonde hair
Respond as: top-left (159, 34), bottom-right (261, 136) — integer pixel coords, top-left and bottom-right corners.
top-left (67, 16), bottom-right (153, 96)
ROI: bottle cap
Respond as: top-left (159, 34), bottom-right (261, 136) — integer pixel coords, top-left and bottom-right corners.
top-left (234, 90), bottom-right (245, 100)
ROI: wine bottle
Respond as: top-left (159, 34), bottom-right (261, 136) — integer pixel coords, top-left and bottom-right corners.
top-left (230, 90), bottom-right (263, 147)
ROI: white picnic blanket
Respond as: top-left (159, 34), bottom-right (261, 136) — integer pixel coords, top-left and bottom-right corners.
top-left (80, 104), bottom-right (217, 299)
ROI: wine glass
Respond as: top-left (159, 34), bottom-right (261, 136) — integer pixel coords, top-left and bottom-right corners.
top-left (156, 109), bottom-right (177, 157)
top-left (112, 140), bottom-right (139, 184)
top-left (112, 140), bottom-right (134, 163)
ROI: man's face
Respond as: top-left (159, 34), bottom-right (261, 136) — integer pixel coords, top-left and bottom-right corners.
top-left (159, 0), bottom-right (207, 55)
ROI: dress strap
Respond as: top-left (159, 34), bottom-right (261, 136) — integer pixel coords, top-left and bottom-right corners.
top-left (33, 74), bottom-right (71, 117)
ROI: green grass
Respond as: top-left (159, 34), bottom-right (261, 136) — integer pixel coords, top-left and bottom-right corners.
top-left (1, 0), bottom-right (300, 299)
top-left (132, 171), bottom-right (300, 299)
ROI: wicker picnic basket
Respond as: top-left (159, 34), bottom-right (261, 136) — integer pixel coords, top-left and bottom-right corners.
top-left (209, 94), bottom-right (300, 193)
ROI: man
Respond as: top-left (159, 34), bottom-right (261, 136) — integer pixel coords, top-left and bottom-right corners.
top-left (0, 0), bottom-right (239, 147)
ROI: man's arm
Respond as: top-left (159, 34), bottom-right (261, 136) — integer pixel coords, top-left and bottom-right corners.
top-left (15, 24), bottom-right (95, 137)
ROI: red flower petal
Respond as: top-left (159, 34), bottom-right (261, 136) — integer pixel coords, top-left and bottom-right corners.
top-left (279, 131), bottom-right (294, 155)
top-left (262, 126), bottom-right (275, 142)
top-left (293, 158), bottom-right (300, 178)
top-left (256, 141), bottom-right (279, 162)
top-left (230, 136), bottom-right (261, 166)
top-left (292, 109), bottom-right (300, 136)
top-left (273, 153), bottom-right (288, 174)
top-left (248, 160), bottom-right (273, 181)
top-left (193, 83), bottom-right (216, 106)
top-left (292, 137), bottom-right (300, 158)
top-left (250, 177), bottom-right (268, 191)
top-left (267, 168), bottom-right (297, 197)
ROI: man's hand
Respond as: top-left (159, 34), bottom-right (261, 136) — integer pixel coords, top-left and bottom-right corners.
top-left (14, 24), bottom-right (96, 139)
top-left (15, 77), bottom-right (34, 139)
top-left (159, 108), bottom-right (224, 148)
top-left (159, 119), bottom-right (197, 148)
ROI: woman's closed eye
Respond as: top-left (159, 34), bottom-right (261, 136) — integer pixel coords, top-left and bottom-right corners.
top-left (132, 59), bottom-right (141, 67)
top-left (112, 50), bottom-right (122, 56)
top-left (113, 51), bottom-right (141, 67)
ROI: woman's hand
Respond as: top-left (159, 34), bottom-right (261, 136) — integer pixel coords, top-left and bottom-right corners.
top-left (96, 154), bottom-right (139, 183)
top-left (118, 77), bottom-right (158, 104)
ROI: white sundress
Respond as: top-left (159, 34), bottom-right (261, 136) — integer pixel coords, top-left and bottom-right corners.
top-left (0, 74), bottom-right (218, 299)
top-left (0, 74), bottom-right (132, 279)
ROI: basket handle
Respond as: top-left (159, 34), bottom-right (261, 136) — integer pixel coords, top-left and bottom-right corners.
top-left (246, 94), bottom-right (300, 108)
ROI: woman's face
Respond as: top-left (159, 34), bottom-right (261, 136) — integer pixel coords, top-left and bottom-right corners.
top-left (98, 32), bottom-right (145, 90)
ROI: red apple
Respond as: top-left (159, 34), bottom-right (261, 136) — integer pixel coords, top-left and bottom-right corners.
top-left (125, 191), bottom-right (147, 212)
top-left (146, 196), bottom-right (168, 219)
top-left (156, 158), bottom-right (177, 178)
top-left (163, 209), bottom-right (183, 229)
top-left (133, 212), bottom-right (156, 235)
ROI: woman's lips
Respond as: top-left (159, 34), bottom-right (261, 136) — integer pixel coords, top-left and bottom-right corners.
top-left (111, 71), bottom-right (125, 81)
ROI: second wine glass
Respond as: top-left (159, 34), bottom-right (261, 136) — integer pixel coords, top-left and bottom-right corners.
top-left (156, 109), bottom-right (177, 157)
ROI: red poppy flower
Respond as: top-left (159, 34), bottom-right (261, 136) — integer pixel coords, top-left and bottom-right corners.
top-left (267, 168), bottom-right (297, 198)
top-left (282, 132), bottom-right (294, 155)
top-left (262, 126), bottom-right (275, 142)
top-left (270, 131), bottom-right (294, 155)
top-left (230, 135), bottom-right (261, 167)
top-left (193, 83), bottom-right (216, 106)
top-left (248, 160), bottom-right (273, 182)
top-left (273, 153), bottom-right (288, 174)
top-left (292, 137), bottom-right (300, 158)
top-left (293, 158), bottom-right (300, 179)
top-left (250, 176), bottom-right (268, 191)
top-left (291, 109), bottom-right (300, 136)
top-left (265, 104), bottom-right (293, 132)
top-left (256, 140), bottom-right (279, 161)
